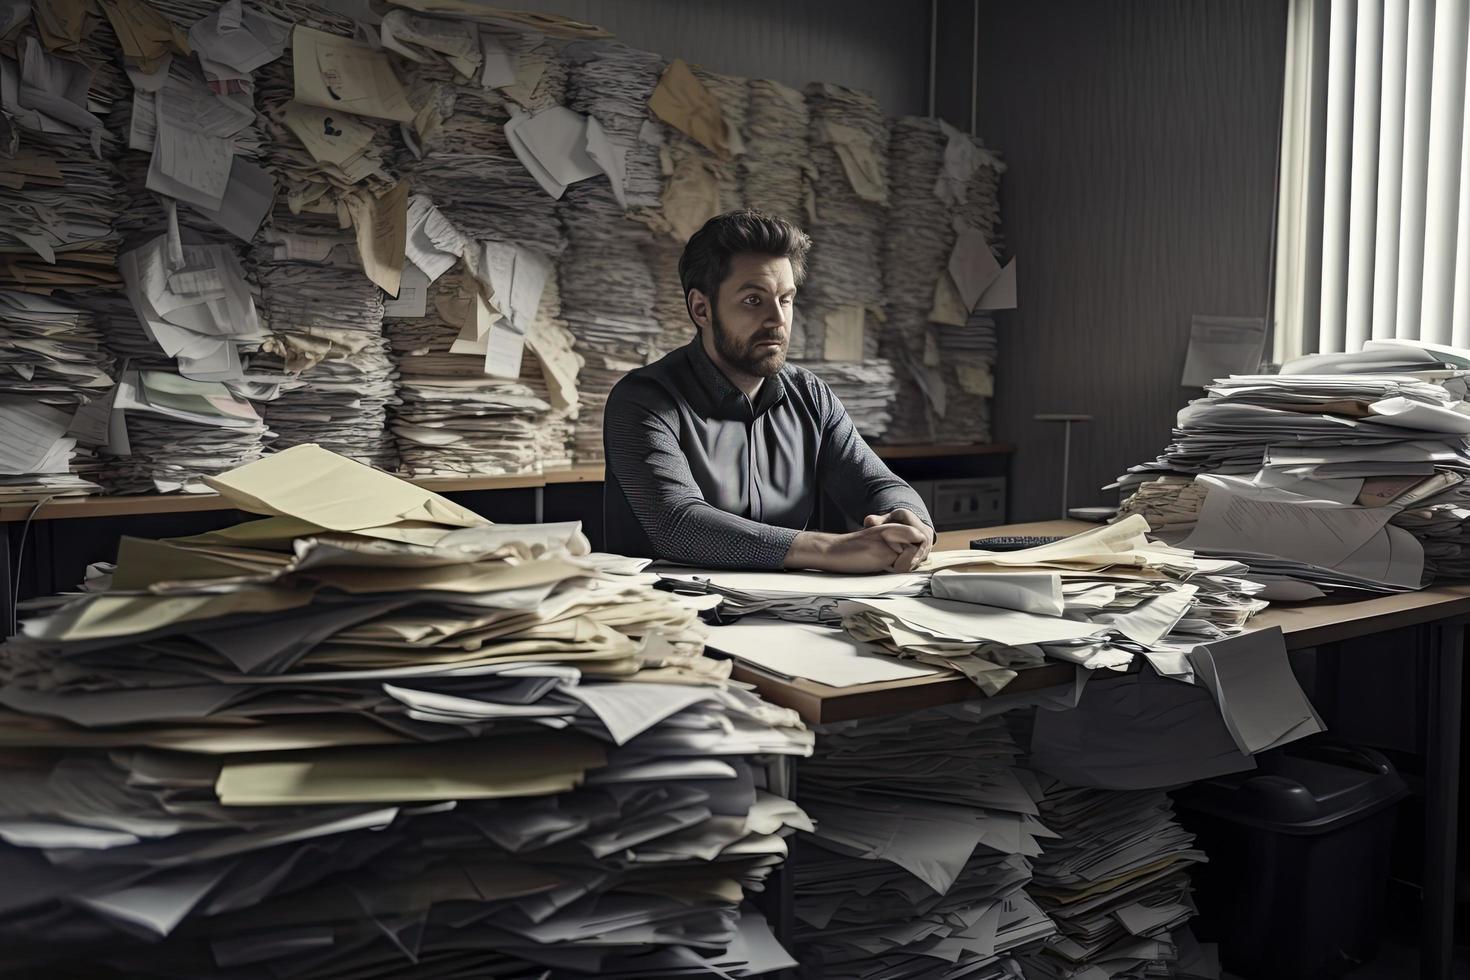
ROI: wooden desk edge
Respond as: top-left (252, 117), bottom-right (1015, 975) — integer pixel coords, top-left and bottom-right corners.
top-left (729, 660), bottom-right (1074, 725)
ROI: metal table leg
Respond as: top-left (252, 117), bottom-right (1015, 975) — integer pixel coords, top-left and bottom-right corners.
top-left (1422, 620), bottom-right (1463, 980)
top-left (766, 755), bottom-right (797, 973)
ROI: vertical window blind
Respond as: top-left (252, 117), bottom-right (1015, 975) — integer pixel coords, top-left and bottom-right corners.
top-left (1274, 0), bottom-right (1470, 360)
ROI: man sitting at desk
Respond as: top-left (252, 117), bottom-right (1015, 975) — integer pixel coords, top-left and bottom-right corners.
top-left (603, 209), bottom-right (934, 572)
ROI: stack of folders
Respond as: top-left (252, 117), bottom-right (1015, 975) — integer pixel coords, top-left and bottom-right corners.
top-left (792, 707), bottom-right (1057, 978)
top-left (385, 271), bottom-right (551, 477)
top-left (797, 82), bottom-right (889, 363)
top-left (0, 445), bottom-right (811, 977)
top-left (1019, 780), bottom-right (1214, 980)
top-left (740, 78), bottom-right (812, 223)
top-left (557, 41), bottom-right (666, 463)
top-left (794, 358), bottom-right (898, 442)
top-left (1115, 342), bottom-right (1470, 594)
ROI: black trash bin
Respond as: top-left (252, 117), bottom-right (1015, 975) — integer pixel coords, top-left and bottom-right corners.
top-left (1173, 741), bottom-right (1408, 980)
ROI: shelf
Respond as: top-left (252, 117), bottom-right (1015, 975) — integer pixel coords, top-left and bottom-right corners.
top-left (0, 444), bottom-right (1012, 523)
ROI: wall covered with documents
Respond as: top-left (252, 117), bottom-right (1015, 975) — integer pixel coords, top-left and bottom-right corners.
top-left (0, 0), bottom-right (1010, 496)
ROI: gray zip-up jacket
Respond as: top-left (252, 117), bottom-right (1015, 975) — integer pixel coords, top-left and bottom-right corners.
top-left (602, 339), bottom-right (932, 568)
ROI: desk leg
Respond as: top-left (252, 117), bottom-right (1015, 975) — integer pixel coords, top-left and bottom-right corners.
top-left (1423, 620), bottom-right (1463, 980)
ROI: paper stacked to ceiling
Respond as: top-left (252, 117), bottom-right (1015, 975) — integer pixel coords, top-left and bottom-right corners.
top-left (792, 707), bottom-right (1057, 977)
top-left (0, 291), bottom-right (115, 496)
top-left (251, 210), bottom-right (399, 469)
top-left (0, 444), bottom-right (811, 976)
top-left (1114, 347), bottom-right (1470, 592)
top-left (794, 357), bottom-right (898, 442)
top-left (385, 269), bottom-right (552, 477)
top-left (99, 367), bottom-right (271, 493)
top-left (740, 78), bottom-right (813, 222)
top-left (557, 41), bottom-right (666, 463)
top-left (1017, 780), bottom-right (1213, 980)
top-left (796, 82), bottom-right (889, 363)
top-left (881, 117), bottom-right (1007, 445)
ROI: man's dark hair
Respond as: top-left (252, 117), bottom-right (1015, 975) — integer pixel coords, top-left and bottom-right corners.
top-left (678, 209), bottom-right (812, 326)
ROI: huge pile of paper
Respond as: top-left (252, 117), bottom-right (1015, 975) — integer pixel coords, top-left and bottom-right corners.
top-left (558, 41), bottom-right (666, 462)
top-left (1018, 779), bottom-right (1211, 979)
top-left (794, 358), bottom-right (898, 442)
top-left (797, 83), bottom-right (888, 362)
top-left (792, 706), bottom-right (1055, 977)
top-left (1114, 344), bottom-right (1470, 593)
top-left (740, 79), bottom-right (811, 224)
top-left (386, 271), bottom-right (551, 477)
top-left (0, 444), bottom-right (811, 976)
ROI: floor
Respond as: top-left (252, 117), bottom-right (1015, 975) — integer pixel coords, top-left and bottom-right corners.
top-left (1222, 939), bottom-right (1470, 980)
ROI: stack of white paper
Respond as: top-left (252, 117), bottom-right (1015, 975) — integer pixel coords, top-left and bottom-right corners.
top-left (794, 358), bottom-right (898, 441)
top-left (0, 290), bottom-right (114, 402)
top-left (100, 367), bottom-right (270, 493)
top-left (0, 291), bottom-right (115, 495)
top-left (740, 78), bottom-right (811, 224)
top-left (385, 271), bottom-right (552, 477)
top-left (557, 41), bottom-right (666, 462)
top-left (0, 445), bottom-right (811, 976)
top-left (1114, 362), bottom-right (1470, 591)
top-left (797, 83), bottom-right (889, 363)
top-left (252, 213), bottom-right (399, 469)
top-left (1018, 779), bottom-right (1209, 980)
top-left (0, 128), bottom-right (125, 294)
top-left (793, 707), bottom-right (1056, 977)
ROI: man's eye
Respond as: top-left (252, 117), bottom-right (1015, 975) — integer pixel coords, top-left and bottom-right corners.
top-left (743, 295), bottom-right (760, 305)
top-left (781, 296), bottom-right (794, 306)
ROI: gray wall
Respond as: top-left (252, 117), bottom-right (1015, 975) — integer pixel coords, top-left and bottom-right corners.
top-left (972, 0), bottom-right (1288, 519)
top-left (503, 0), bottom-right (931, 115)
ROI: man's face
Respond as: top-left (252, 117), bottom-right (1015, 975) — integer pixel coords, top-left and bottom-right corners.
top-left (691, 253), bottom-right (796, 380)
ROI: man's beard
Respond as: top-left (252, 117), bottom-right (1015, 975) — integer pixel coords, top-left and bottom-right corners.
top-left (710, 309), bottom-right (787, 378)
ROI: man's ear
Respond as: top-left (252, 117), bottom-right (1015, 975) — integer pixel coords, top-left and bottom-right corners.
top-left (686, 288), bottom-right (714, 331)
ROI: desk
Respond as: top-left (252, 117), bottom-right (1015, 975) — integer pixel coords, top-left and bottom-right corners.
top-left (729, 521), bottom-right (1465, 980)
